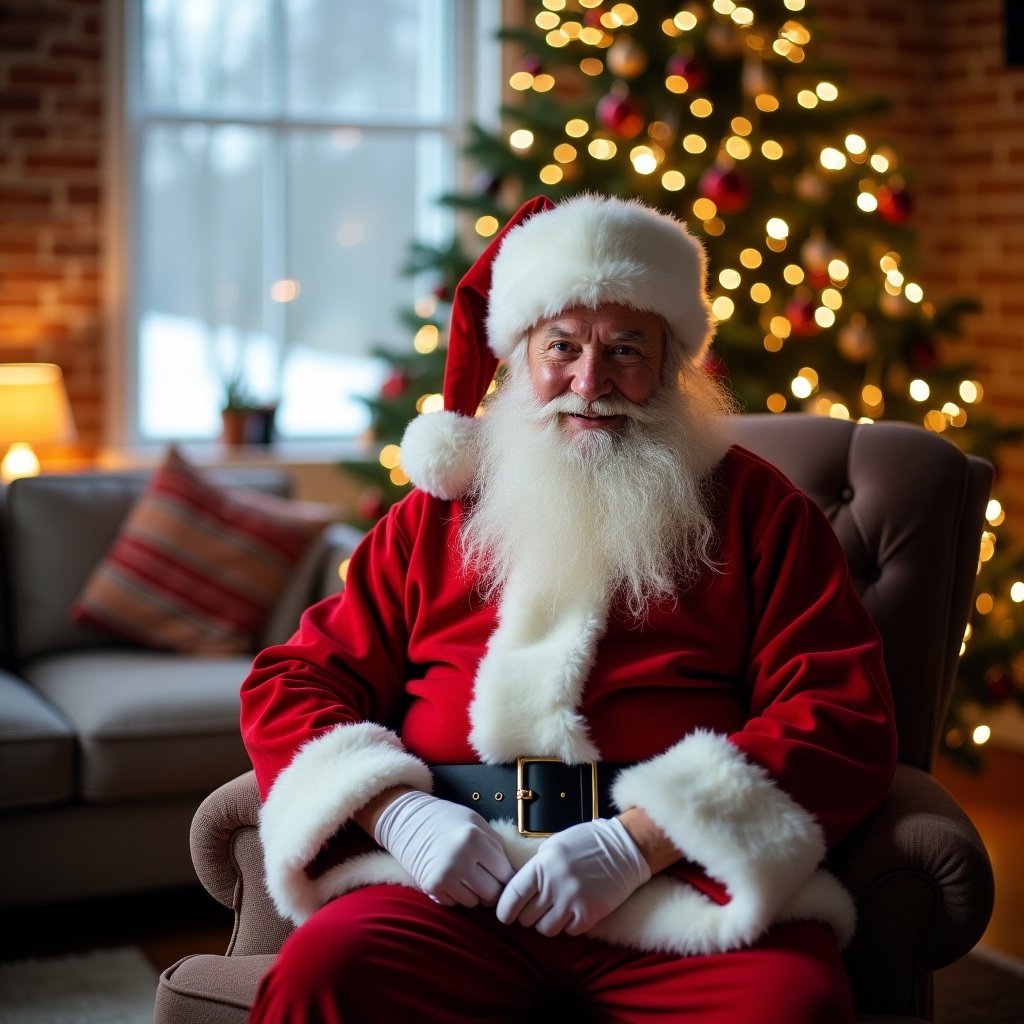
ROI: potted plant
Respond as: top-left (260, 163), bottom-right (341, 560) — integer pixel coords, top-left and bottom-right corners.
top-left (221, 376), bottom-right (276, 446)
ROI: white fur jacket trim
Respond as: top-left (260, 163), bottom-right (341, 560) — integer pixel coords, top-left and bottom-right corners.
top-left (259, 721), bottom-right (432, 924)
top-left (468, 572), bottom-right (606, 765)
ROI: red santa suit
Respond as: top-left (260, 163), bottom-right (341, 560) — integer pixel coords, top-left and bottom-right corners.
top-left (241, 441), bottom-right (896, 957)
top-left (240, 196), bottom-right (897, 1021)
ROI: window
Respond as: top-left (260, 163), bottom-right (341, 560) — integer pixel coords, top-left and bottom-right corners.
top-left (116, 0), bottom-right (498, 442)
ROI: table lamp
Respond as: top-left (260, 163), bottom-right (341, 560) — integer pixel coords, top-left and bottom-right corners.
top-left (0, 363), bottom-right (78, 484)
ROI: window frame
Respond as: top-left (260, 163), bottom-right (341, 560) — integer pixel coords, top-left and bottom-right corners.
top-left (104, 0), bottom-right (501, 447)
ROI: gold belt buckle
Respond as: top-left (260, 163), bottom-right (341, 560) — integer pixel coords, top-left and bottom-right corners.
top-left (516, 757), bottom-right (600, 837)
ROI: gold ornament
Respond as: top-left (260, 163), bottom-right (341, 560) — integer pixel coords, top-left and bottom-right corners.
top-left (837, 315), bottom-right (875, 362)
top-left (606, 35), bottom-right (648, 78)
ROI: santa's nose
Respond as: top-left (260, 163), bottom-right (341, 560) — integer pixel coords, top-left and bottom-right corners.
top-left (570, 352), bottom-right (613, 402)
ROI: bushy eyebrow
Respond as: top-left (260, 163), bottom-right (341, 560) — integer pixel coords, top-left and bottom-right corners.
top-left (540, 324), bottom-right (651, 342)
top-left (542, 324), bottom-right (577, 338)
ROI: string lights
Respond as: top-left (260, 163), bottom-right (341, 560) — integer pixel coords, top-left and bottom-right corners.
top-left (340, 0), bottom-right (1021, 766)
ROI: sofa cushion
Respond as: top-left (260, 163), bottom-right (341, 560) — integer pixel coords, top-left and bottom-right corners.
top-left (0, 669), bottom-right (75, 809)
top-left (23, 650), bottom-right (253, 803)
top-left (7, 464), bottom-right (295, 663)
top-left (70, 449), bottom-right (339, 655)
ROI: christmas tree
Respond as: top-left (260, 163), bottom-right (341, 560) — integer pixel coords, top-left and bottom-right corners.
top-left (342, 0), bottom-right (1024, 768)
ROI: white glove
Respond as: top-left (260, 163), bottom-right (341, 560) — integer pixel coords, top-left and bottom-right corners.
top-left (496, 817), bottom-right (651, 937)
top-left (374, 790), bottom-right (514, 908)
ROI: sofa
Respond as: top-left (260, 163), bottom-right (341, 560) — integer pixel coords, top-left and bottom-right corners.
top-left (0, 465), bottom-right (359, 908)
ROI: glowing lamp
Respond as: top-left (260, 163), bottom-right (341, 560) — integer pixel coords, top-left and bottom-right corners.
top-left (0, 363), bottom-right (77, 483)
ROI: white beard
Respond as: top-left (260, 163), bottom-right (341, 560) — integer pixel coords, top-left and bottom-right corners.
top-left (461, 352), bottom-right (734, 619)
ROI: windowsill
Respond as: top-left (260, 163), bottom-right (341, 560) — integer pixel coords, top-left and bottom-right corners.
top-left (92, 439), bottom-right (379, 506)
top-left (94, 438), bottom-right (379, 471)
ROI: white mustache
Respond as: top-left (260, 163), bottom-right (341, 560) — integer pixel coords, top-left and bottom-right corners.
top-left (538, 393), bottom-right (660, 424)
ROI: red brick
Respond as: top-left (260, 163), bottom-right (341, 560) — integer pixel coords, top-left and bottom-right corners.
top-left (0, 267), bottom-right (63, 284)
top-left (0, 9), bottom-right (72, 35)
top-left (977, 180), bottom-right (1024, 195)
top-left (943, 150), bottom-right (995, 167)
top-left (0, 92), bottom-right (41, 112)
top-left (23, 153), bottom-right (99, 174)
top-left (53, 98), bottom-right (101, 117)
top-left (0, 184), bottom-right (52, 205)
top-left (8, 121), bottom-right (50, 139)
top-left (52, 238), bottom-right (100, 257)
top-left (0, 32), bottom-right (41, 53)
top-left (66, 184), bottom-right (100, 204)
top-left (7, 65), bottom-right (80, 88)
top-left (48, 42), bottom-right (100, 61)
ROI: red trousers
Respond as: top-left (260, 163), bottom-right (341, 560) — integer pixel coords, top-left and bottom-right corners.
top-left (249, 885), bottom-right (856, 1023)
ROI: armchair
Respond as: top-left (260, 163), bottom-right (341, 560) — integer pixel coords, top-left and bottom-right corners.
top-left (155, 414), bottom-right (995, 1024)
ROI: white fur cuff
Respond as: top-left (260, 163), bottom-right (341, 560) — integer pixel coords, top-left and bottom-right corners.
top-left (401, 411), bottom-right (479, 500)
top-left (612, 730), bottom-right (831, 949)
top-left (259, 722), bottom-right (433, 923)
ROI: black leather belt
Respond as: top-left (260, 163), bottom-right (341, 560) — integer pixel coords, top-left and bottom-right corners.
top-left (431, 758), bottom-right (625, 837)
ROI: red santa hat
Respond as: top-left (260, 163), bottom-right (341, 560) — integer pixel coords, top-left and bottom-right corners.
top-left (401, 193), bottom-right (713, 500)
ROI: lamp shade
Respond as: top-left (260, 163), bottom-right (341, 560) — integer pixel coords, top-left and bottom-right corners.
top-left (0, 363), bottom-right (77, 445)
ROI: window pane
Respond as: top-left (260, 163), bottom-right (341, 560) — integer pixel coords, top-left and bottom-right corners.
top-left (285, 0), bottom-right (452, 121)
top-left (276, 128), bottom-right (452, 436)
top-left (139, 123), bottom-right (268, 438)
top-left (143, 0), bottom-right (272, 112)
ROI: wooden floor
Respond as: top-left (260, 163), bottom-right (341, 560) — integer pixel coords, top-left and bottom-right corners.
top-left (0, 745), bottom-right (1021, 975)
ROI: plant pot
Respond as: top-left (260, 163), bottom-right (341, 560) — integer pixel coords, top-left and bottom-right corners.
top-left (221, 409), bottom-right (250, 446)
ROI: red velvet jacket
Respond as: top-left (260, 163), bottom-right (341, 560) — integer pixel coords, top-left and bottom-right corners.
top-left (241, 445), bottom-right (897, 956)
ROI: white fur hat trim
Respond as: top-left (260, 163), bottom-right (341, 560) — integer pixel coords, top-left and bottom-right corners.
top-left (487, 194), bottom-right (713, 364)
top-left (400, 411), bottom-right (480, 501)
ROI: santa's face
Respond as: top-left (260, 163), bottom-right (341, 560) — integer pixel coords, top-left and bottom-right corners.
top-left (525, 305), bottom-right (665, 443)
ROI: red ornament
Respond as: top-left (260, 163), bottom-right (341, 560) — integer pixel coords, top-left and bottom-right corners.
top-left (805, 267), bottom-right (831, 290)
top-left (666, 54), bottom-right (708, 91)
top-left (785, 295), bottom-right (819, 336)
top-left (356, 489), bottom-right (386, 522)
top-left (380, 370), bottom-right (408, 400)
top-left (698, 165), bottom-right (751, 215)
top-left (519, 54), bottom-right (544, 77)
top-left (433, 283), bottom-right (450, 302)
top-left (908, 340), bottom-right (938, 370)
top-left (985, 667), bottom-right (1013, 703)
top-left (596, 92), bottom-right (645, 138)
top-left (876, 184), bottom-right (913, 225)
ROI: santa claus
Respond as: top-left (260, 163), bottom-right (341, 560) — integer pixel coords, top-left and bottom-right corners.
top-left (241, 194), bottom-right (897, 1023)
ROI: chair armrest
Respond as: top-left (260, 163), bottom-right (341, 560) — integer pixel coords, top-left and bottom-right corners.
top-left (190, 771), bottom-right (294, 957)
top-left (830, 763), bottom-right (995, 1018)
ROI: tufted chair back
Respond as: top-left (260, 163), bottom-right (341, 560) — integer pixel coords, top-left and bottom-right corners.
top-left (731, 415), bottom-right (992, 770)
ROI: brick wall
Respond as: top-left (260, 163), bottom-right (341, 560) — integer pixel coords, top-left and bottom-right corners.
top-left (817, 0), bottom-right (1024, 531)
top-left (0, 0), bottom-right (104, 457)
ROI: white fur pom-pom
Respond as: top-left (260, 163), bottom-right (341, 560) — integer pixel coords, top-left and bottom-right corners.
top-left (400, 411), bottom-right (479, 500)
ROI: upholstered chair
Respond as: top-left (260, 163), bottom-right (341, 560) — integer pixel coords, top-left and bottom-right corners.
top-left (155, 414), bottom-right (995, 1024)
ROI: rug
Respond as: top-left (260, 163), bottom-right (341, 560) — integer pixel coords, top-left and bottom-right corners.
top-left (0, 946), bottom-right (158, 1024)
top-left (934, 947), bottom-right (1024, 1024)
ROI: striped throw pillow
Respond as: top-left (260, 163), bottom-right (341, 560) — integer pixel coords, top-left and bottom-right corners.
top-left (71, 449), bottom-right (338, 653)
